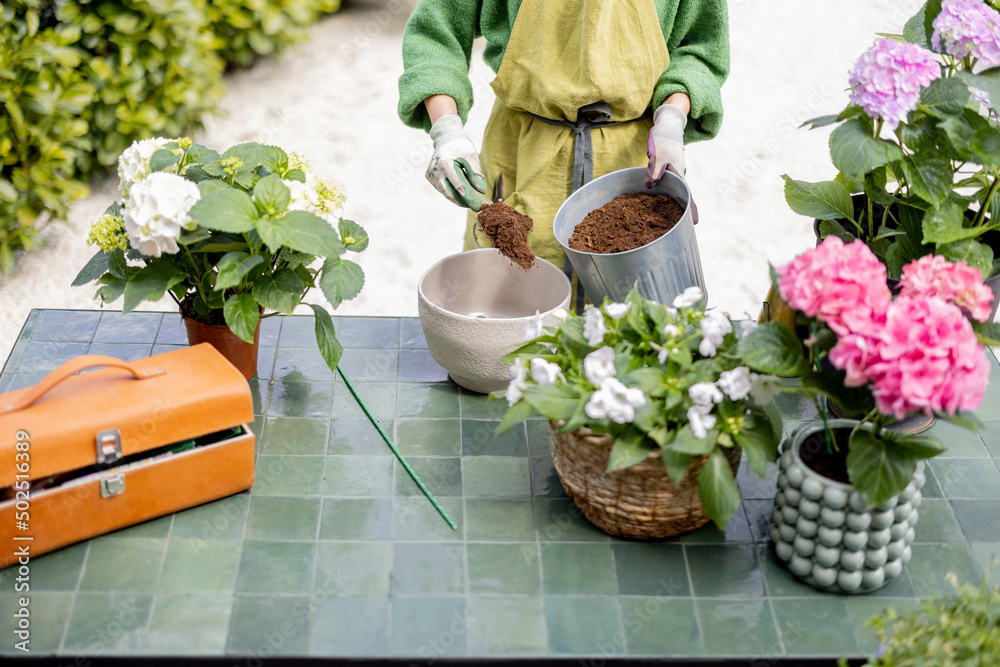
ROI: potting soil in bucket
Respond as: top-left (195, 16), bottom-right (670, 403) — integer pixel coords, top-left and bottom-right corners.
top-left (553, 167), bottom-right (706, 305)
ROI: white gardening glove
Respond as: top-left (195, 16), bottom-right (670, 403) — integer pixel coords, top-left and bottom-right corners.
top-left (426, 114), bottom-right (489, 210)
top-left (645, 103), bottom-right (688, 189)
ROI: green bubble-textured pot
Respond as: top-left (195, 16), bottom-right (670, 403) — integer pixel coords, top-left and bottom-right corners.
top-left (770, 419), bottom-right (924, 594)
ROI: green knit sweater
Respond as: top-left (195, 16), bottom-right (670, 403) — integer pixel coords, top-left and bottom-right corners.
top-left (397, 0), bottom-right (730, 143)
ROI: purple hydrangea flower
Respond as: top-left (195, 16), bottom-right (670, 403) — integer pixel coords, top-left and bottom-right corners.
top-left (933, 0), bottom-right (1000, 65)
top-left (848, 38), bottom-right (941, 130)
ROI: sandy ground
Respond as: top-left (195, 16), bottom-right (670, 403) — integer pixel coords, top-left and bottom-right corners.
top-left (0, 0), bottom-right (927, 364)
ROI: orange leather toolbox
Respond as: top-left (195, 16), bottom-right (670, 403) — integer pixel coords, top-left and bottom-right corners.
top-left (0, 343), bottom-right (255, 568)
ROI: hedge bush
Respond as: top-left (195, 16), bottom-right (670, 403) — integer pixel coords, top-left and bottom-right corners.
top-left (0, 0), bottom-right (341, 275)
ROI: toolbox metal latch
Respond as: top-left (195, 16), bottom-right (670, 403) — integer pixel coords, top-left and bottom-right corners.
top-left (100, 474), bottom-right (125, 498)
top-left (96, 429), bottom-right (122, 464)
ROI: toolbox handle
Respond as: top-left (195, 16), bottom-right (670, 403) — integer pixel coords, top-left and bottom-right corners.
top-left (4, 355), bottom-right (165, 414)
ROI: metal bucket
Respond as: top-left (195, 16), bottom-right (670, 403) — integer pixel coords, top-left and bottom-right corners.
top-left (553, 167), bottom-right (705, 305)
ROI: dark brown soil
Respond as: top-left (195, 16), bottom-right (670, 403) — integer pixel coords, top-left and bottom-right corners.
top-left (569, 193), bottom-right (683, 254)
top-left (180, 293), bottom-right (227, 326)
top-left (477, 202), bottom-right (536, 271)
top-left (798, 427), bottom-right (852, 484)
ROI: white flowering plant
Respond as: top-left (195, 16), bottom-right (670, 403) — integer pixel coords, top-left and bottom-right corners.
top-left (494, 287), bottom-right (784, 529)
top-left (73, 137), bottom-right (368, 371)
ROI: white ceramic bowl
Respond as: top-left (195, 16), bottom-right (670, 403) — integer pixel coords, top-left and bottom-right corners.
top-left (417, 249), bottom-right (572, 393)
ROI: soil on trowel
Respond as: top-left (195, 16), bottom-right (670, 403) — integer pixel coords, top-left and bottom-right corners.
top-left (477, 202), bottom-right (536, 271)
top-left (798, 428), bottom-right (852, 484)
top-left (569, 192), bottom-right (683, 254)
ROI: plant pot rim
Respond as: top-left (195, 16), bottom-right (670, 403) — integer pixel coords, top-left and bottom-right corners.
top-left (787, 418), bottom-right (868, 492)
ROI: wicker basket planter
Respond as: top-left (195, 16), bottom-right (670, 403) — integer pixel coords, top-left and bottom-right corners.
top-left (549, 421), bottom-right (743, 539)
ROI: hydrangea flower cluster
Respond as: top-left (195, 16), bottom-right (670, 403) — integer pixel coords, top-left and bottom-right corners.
top-left (121, 172), bottom-right (201, 258)
top-left (897, 254), bottom-right (995, 322)
top-left (932, 0), bottom-right (1000, 64)
top-left (117, 137), bottom-right (173, 199)
top-left (848, 38), bottom-right (941, 130)
top-left (284, 152), bottom-right (347, 223)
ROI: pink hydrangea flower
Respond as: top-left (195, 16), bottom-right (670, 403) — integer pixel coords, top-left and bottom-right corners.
top-left (848, 38), bottom-right (941, 130)
top-left (933, 0), bottom-right (1000, 65)
top-left (866, 296), bottom-right (989, 418)
top-left (898, 254), bottom-right (995, 322)
top-left (778, 237), bottom-right (892, 337)
top-left (829, 333), bottom-right (880, 388)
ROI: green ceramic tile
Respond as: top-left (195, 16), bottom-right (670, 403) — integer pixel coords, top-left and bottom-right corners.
top-left (390, 543), bottom-right (465, 595)
top-left (466, 543), bottom-right (541, 595)
top-left (17, 341), bottom-right (90, 372)
top-left (737, 459), bottom-right (779, 500)
top-left (332, 381), bottom-right (397, 419)
top-left (33, 310), bottom-right (101, 341)
top-left (912, 498), bottom-right (965, 543)
top-left (325, 455), bottom-right (395, 496)
top-left (274, 347), bottom-right (336, 382)
top-left (400, 318), bottom-right (427, 349)
top-left (158, 540), bottom-right (241, 593)
top-left (394, 456), bottom-right (462, 497)
top-left (78, 538), bottom-right (165, 592)
top-left (0, 592), bottom-right (73, 653)
top-left (526, 419), bottom-right (553, 457)
top-left (613, 543), bottom-right (690, 596)
top-left (460, 391), bottom-right (509, 419)
top-left (3, 372), bottom-right (47, 390)
top-left (391, 496), bottom-right (464, 542)
top-left (950, 499), bottom-right (1000, 542)
top-left (171, 494), bottom-right (249, 541)
top-left (86, 342), bottom-right (152, 361)
top-left (980, 420), bottom-right (1000, 456)
top-left (686, 543), bottom-right (764, 597)
top-left (236, 541), bottom-right (316, 594)
top-left (530, 456), bottom-right (569, 498)
top-left (254, 455), bottom-right (325, 496)
top-left (696, 598), bottom-right (781, 657)
top-left (227, 594), bottom-right (310, 655)
top-left (321, 498), bottom-right (392, 540)
top-left (388, 597), bottom-right (466, 657)
top-left (327, 418), bottom-right (394, 455)
top-left (278, 315), bottom-right (321, 347)
top-left (94, 311), bottom-right (161, 343)
top-left (1, 541), bottom-right (87, 591)
top-left (398, 349), bottom-right (449, 382)
top-left (396, 418), bottom-right (462, 456)
top-left (542, 543), bottom-right (617, 595)
top-left (246, 496), bottom-right (321, 540)
top-left (844, 596), bottom-right (922, 655)
top-left (771, 597), bottom-right (858, 656)
top-left (463, 457), bottom-right (531, 497)
top-left (929, 458), bottom-right (1000, 498)
top-left (155, 314), bottom-right (189, 344)
top-left (930, 420), bottom-right (990, 457)
top-left (63, 593), bottom-right (152, 653)
top-left (249, 379), bottom-right (268, 415)
top-left (546, 595), bottom-right (623, 655)
top-left (143, 594), bottom-right (232, 654)
top-left (314, 542), bottom-right (391, 596)
top-left (534, 498), bottom-right (610, 542)
top-left (920, 464), bottom-right (945, 498)
top-left (621, 596), bottom-right (702, 656)
top-left (465, 499), bottom-right (536, 541)
top-left (396, 382), bottom-right (461, 418)
top-left (309, 596), bottom-right (389, 655)
top-left (744, 499), bottom-right (774, 543)
top-left (337, 348), bottom-right (398, 383)
top-left (462, 419), bottom-right (528, 456)
top-left (680, 505), bottom-right (753, 544)
top-left (256, 345), bottom-right (277, 380)
top-left (107, 514), bottom-right (173, 539)
top-left (261, 417), bottom-right (329, 455)
top-left (906, 543), bottom-right (980, 597)
top-left (338, 316), bottom-right (400, 348)
top-left (267, 381), bottom-right (334, 417)
top-left (775, 392), bottom-right (819, 421)
top-left (151, 343), bottom-right (186, 357)
top-left (970, 543), bottom-right (1000, 587)
top-left (466, 596), bottom-right (547, 655)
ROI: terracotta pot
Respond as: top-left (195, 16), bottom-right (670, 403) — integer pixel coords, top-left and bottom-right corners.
top-left (182, 315), bottom-right (260, 379)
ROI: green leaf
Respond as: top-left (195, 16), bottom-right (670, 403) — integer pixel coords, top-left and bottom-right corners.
top-left (973, 321), bottom-right (1000, 346)
top-left (662, 449), bottom-right (693, 485)
top-left (522, 383), bottom-right (580, 422)
top-left (496, 398), bottom-right (536, 435)
top-left (900, 153), bottom-right (953, 206)
top-left (922, 200), bottom-right (979, 244)
top-left (320, 257), bottom-right (365, 308)
top-left (281, 211), bottom-right (345, 257)
top-left (196, 179), bottom-right (228, 197)
top-left (73, 250), bottom-right (110, 286)
top-left (877, 428), bottom-right (947, 459)
top-left (339, 219), bottom-right (369, 252)
top-left (252, 174), bottom-right (290, 216)
top-left (957, 70), bottom-right (1000, 115)
top-left (215, 252), bottom-right (265, 291)
top-left (923, 0), bottom-right (943, 51)
top-left (817, 219), bottom-right (856, 243)
top-left (606, 432), bottom-right (656, 473)
top-left (737, 322), bottom-right (810, 377)
top-left (846, 429), bottom-right (919, 506)
top-left (919, 76), bottom-right (970, 117)
top-left (936, 410), bottom-right (984, 433)
top-left (95, 273), bottom-right (127, 303)
top-left (149, 149), bottom-right (180, 172)
top-left (256, 215), bottom-right (291, 251)
top-left (309, 304), bottom-right (344, 373)
top-left (122, 263), bottom-right (186, 314)
top-left (782, 176), bottom-right (855, 222)
top-left (251, 269), bottom-right (304, 315)
top-left (903, 4), bottom-right (930, 48)
top-left (697, 449), bottom-right (741, 529)
top-left (829, 119), bottom-right (904, 181)
top-left (671, 425), bottom-right (717, 455)
top-left (189, 188), bottom-right (258, 233)
top-left (178, 227), bottom-right (211, 246)
top-left (801, 114), bottom-right (841, 129)
top-left (937, 238), bottom-right (993, 278)
top-left (223, 293), bottom-right (260, 344)
top-left (734, 419), bottom-right (779, 478)
top-left (764, 400), bottom-right (784, 443)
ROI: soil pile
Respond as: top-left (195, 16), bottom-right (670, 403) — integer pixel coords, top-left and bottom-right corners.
top-left (477, 202), bottom-right (536, 271)
top-left (569, 193), bottom-right (683, 254)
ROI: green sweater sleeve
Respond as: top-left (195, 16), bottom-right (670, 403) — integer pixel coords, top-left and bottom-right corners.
top-left (654, 0), bottom-right (730, 143)
top-left (398, 0), bottom-right (483, 132)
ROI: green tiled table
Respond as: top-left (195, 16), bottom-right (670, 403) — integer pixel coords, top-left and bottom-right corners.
top-left (2, 309), bottom-right (999, 661)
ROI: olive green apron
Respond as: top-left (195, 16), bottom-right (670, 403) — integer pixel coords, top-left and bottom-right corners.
top-left (464, 0), bottom-right (670, 307)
